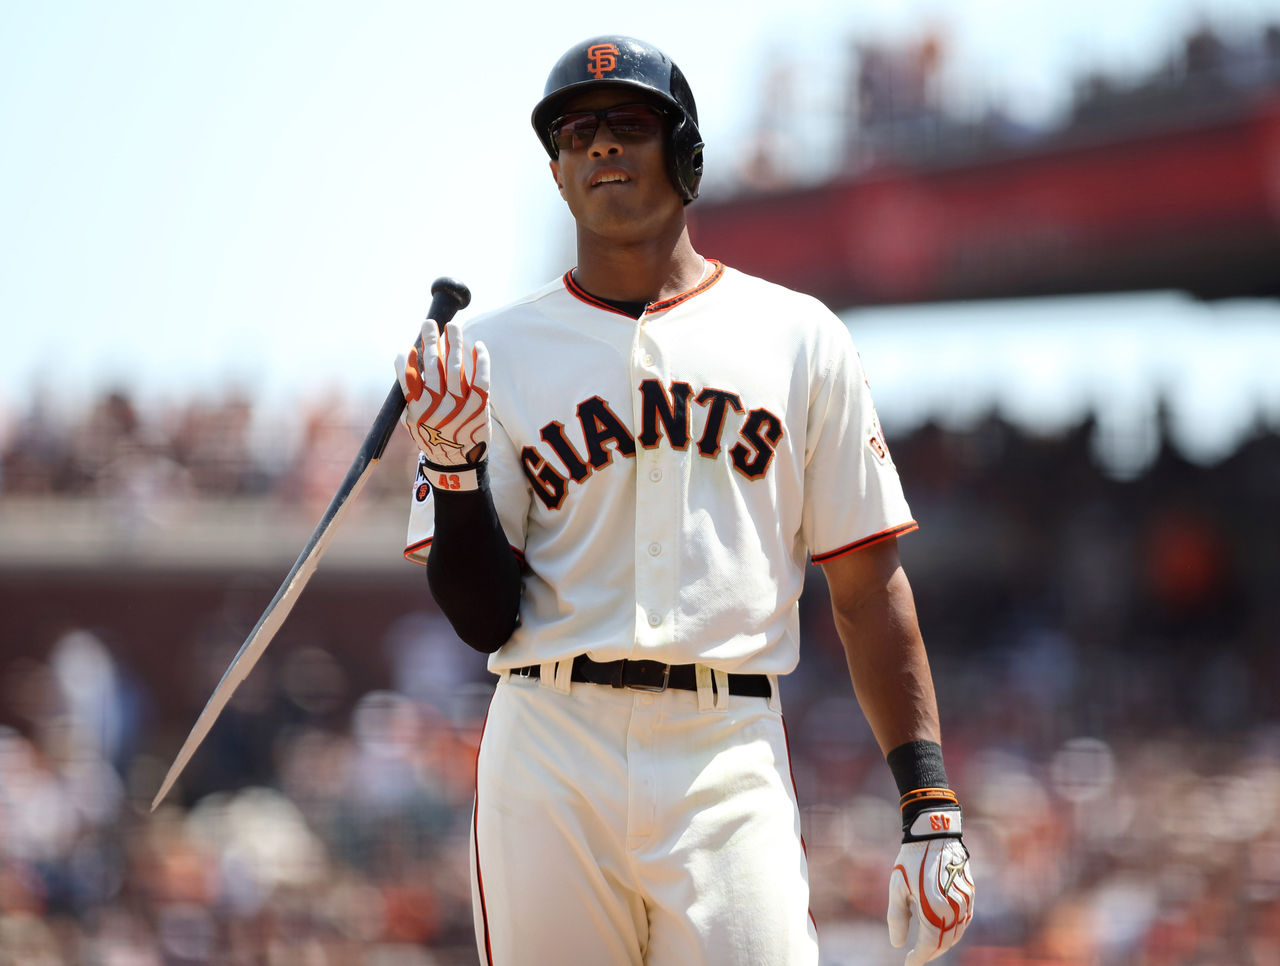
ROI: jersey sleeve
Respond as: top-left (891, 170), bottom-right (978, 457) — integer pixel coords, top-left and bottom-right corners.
top-left (801, 319), bottom-right (916, 562)
top-left (403, 413), bottom-right (531, 564)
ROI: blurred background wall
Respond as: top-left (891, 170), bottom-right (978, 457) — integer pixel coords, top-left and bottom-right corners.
top-left (3, 4), bottom-right (1280, 964)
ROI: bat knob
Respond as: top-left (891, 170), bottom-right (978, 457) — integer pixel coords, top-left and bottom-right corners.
top-left (430, 277), bottom-right (472, 316)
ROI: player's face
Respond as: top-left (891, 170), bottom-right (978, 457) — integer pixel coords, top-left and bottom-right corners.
top-left (548, 88), bottom-right (684, 243)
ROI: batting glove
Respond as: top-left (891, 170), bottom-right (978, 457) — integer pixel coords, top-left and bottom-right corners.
top-left (395, 318), bottom-right (491, 493)
top-left (887, 796), bottom-right (974, 966)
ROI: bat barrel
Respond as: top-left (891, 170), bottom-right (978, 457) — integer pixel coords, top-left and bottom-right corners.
top-left (150, 274), bottom-right (473, 811)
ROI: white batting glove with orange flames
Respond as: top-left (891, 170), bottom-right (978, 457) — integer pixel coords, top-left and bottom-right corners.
top-left (888, 802), bottom-right (974, 965)
top-left (395, 318), bottom-right (491, 493)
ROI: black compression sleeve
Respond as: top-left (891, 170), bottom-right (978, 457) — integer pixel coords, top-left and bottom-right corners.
top-left (425, 462), bottom-right (522, 654)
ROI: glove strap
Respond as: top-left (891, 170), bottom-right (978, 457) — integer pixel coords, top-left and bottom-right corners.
top-left (421, 456), bottom-right (486, 494)
top-left (902, 801), bottom-right (963, 842)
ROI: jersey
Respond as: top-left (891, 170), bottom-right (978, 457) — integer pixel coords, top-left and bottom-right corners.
top-left (404, 260), bottom-right (916, 676)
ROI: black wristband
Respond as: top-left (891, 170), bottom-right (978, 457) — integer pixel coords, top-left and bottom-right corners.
top-left (887, 741), bottom-right (962, 840)
top-left (886, 739), bottom-right (950, 798)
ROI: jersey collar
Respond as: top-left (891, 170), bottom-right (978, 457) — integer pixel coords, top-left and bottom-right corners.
top-left (563, 259), bottom-right (725, 317)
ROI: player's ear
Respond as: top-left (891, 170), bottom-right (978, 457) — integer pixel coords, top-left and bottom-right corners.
top-left (549, 160), bottom-right (564, 195)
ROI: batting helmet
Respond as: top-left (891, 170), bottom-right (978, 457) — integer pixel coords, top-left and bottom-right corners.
top-left (531, 36), bottom-right (704, 203)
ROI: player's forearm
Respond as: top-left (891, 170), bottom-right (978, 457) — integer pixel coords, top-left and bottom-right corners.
top-left (848, 610), bottom-right (938, 752)
top-left (823, 542), bottom-right (941, 754)
top-left (426, 469), bottom-right (522, 654)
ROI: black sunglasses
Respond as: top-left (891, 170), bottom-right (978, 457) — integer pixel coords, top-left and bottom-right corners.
top-left (549, 103), bottom-right (667, 152)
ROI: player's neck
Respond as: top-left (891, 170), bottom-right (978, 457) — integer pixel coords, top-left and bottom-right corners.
top-left (572, 224), bottom-right (704, 305)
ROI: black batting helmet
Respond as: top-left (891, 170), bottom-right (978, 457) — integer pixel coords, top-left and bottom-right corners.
top-left (531, 36), bottom-right (704, 203)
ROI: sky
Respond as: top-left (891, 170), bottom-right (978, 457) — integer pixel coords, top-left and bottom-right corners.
top-left (3, 0), bottom-right (1280, 469)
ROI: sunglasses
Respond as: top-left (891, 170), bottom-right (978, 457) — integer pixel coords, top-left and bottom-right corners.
top-left (549, 103), bottom-right (666, 152)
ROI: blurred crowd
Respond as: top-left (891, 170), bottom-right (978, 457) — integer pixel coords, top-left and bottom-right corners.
top-left (2, 383), bottom-right (1280, 965)
top-left (0, 387), bottom-right (421, 513)
top-left (733, 15), bottom-right (1280, 189)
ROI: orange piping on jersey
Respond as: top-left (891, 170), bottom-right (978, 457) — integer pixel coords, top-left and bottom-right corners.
top-left (810, 521), bottom-right (919, 564)
top-left (404, 537), bottom-right (433, 561)
top-left (562, 270), bottom-right (635, 316)
top-left (403, 538), bottom-right (526, 566)
top-left (647, 258), bottom-right (724, 312)
top-left (561, 259), bottom-right (725, 316)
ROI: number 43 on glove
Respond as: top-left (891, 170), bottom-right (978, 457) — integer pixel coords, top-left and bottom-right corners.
top-left (395, 318), bottom-right (491, 493)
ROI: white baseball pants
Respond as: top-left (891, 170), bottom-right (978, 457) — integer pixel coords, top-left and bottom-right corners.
top-left (470, 668), bottom-right (819, 965)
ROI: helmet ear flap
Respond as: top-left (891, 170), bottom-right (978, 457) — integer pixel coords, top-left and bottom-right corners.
top-left (669, 116), bottom-right (703, 203)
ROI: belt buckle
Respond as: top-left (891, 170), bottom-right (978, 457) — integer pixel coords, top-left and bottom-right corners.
top-left (627, 660), bottom-right (671, 693)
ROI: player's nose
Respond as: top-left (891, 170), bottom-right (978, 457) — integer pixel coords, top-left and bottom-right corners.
top-left (588, 123), bottom-right (624, 157)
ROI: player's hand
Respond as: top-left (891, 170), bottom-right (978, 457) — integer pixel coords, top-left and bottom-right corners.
top-left (396, 318), bottom-right (491, 472)
top-left (887, 804), bottom-right (974, 965)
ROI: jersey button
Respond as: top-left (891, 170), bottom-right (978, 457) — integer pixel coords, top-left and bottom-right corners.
top-left (647, 611), bottom-right (661, 627)
top-left (648, 468), bottom-right (662, 483)
top-left (642, 353), bottom-right (655, 366)
top-left (647, 542), bottom-right (662, 557)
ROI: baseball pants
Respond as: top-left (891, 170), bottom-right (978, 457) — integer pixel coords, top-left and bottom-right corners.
top-left (470, 666), bottom-right (819, 966)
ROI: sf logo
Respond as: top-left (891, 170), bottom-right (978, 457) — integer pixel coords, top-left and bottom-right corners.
top-left (587, 43), bottom-right (618, 79)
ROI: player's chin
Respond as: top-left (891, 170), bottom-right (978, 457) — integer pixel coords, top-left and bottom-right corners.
top-left (578, 186), bottom-right (643, 216)
top-left (579, 198), bottom-right (680, 241)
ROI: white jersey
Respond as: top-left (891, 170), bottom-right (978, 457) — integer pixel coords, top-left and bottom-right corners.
top-left (405, 261), bottom-right (916, 675)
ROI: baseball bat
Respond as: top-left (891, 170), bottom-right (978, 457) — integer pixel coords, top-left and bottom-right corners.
top-left (151, 277), bottom-right (472, 811)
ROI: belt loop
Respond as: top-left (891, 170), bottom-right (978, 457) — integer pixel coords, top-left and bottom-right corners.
top-left (766, 674), bottom-right (781, 713)
top-left (695, 665), bottom-right (726, 713)
top-left (712, 669), bottom-right (731, 711)
top-left (550, 659), bottom-right (573, 693)
top-left (499, 668), bottom-right (512, 683)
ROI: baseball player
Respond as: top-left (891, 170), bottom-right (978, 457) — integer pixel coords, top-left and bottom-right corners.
top-left (395, 35), bottom-right (974, 966)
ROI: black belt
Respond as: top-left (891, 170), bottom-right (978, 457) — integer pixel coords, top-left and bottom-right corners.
top-left (510, 654), bottom-right (772, 698)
